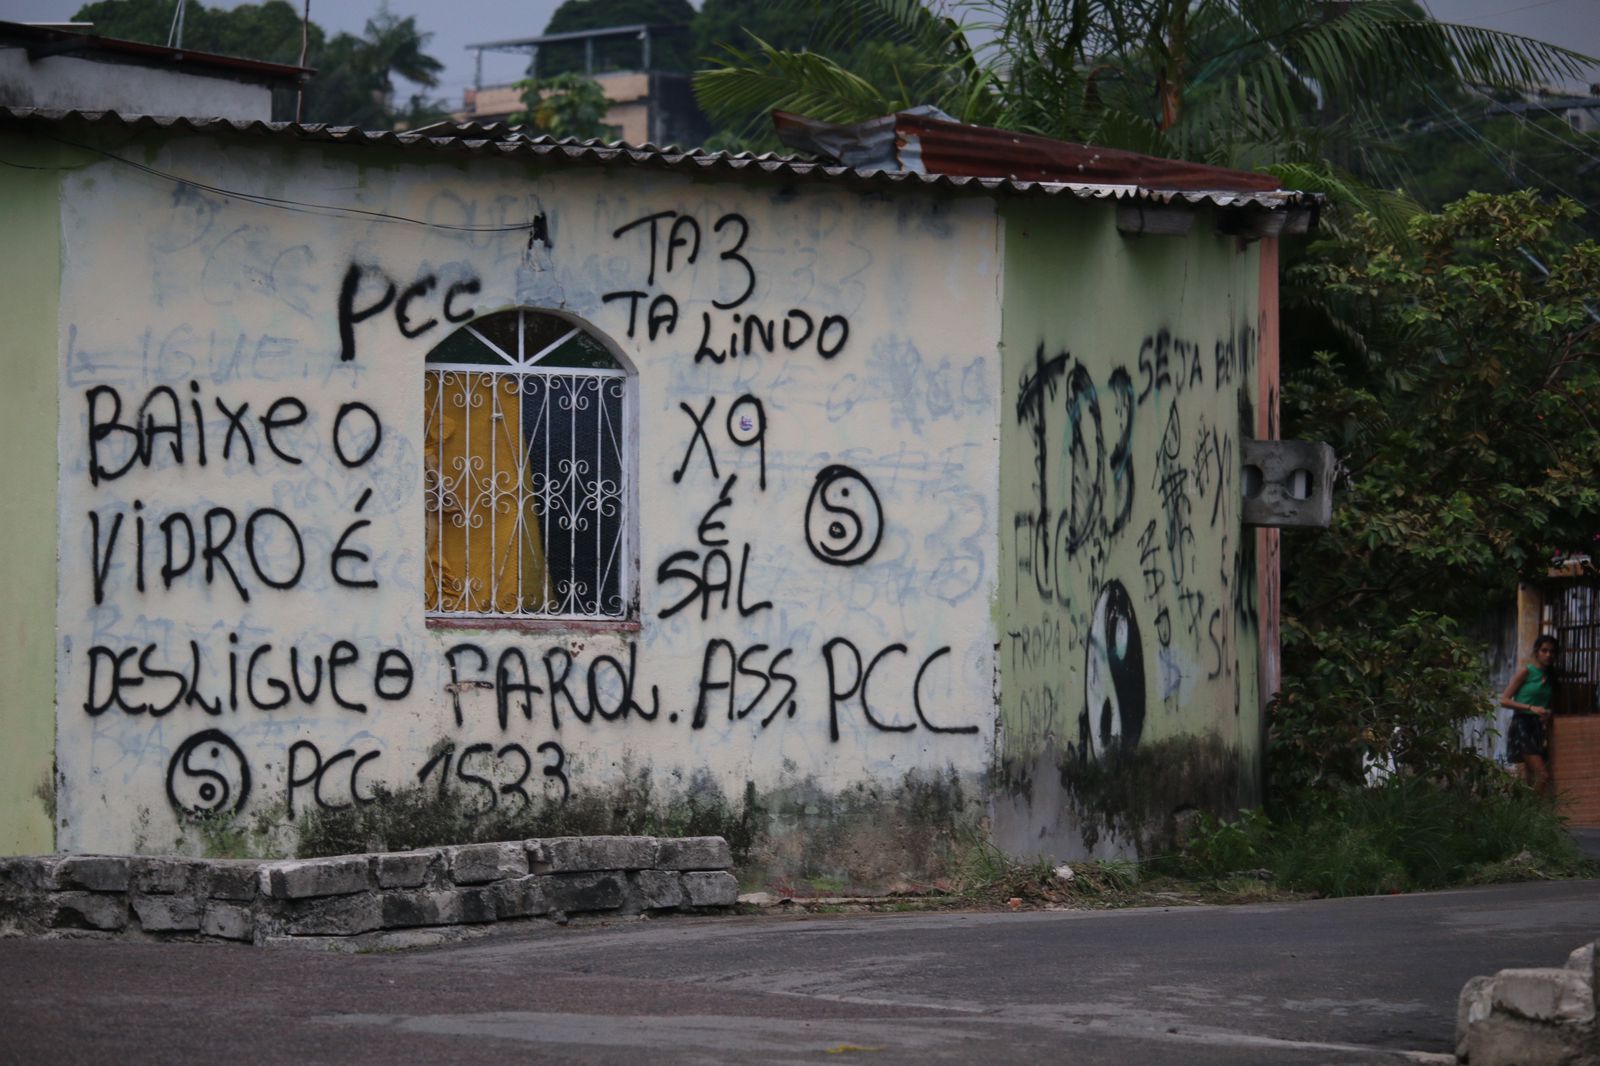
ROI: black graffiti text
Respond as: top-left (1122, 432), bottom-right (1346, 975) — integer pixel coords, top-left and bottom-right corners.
top-left (691, 640), bottom-right (798, 730)
top-left (82, 637), bottom-right (413, 717)
top-left (84, 383), bottom-right (321, 485)
top-left (822, 639), bottom-right (978, 741)
top-left (416, 739), bottom-right (568, 808)
top-left (286, 740), bottom-right (380, 817)
top-left (338, 262), bottom-right (479, 362)
top-left (442, 642), bottom-right (661, 733)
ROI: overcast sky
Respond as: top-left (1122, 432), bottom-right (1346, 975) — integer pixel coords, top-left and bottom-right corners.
top-left (3, 0), bottom-right (1596, 103)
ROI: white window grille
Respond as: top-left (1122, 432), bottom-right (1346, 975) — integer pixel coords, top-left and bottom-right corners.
top-left (424, 309), bottom-right (630, 621)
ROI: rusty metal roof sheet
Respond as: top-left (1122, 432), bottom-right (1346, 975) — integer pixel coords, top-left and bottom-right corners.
top-left (0, 20), bottom-right (311, 85)
top-left (0, 106), bottom-right (1319, 213)
top-left (773, 108), bottom-right (1284, 193)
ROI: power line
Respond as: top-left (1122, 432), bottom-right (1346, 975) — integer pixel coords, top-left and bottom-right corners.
top-left (1508, 110), bottom-right (1600, 171)
top-left (15, 132), bottom-right (543, 234)
top-left (1420, 82), bottom-right (1597, 214)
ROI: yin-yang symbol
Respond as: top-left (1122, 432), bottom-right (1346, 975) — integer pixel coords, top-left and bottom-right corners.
top-left (804, 464), bottom-right (884, 566)
top-left (1081, 580), bottom-right (1146, 762)
top-left (166, 729), bottom-right (252, 818)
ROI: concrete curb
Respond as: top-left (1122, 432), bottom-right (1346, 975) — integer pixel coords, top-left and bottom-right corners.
top-left (1457, 941), bottom-right (1599, 1064)
top-left (0, 836), bottom-right (736, 947)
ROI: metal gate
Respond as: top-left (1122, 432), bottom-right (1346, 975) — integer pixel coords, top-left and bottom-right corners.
top-left (1544, 578), bottom-right (1600, 714)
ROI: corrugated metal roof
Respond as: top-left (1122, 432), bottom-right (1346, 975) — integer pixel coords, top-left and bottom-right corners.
top-left (0, 106), bottom-right (1320, 214)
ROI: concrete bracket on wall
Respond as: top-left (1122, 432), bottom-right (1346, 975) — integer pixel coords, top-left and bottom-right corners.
top-left (1116, 202), bottom-right (1195, 237)
top-left (1215, 205), bottom-right (1287, 241)
top-left (1241, 439), bottom-right (1336, 528)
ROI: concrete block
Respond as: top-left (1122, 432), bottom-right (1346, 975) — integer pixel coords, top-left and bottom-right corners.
top-left (200, 903), bottom-right (254, 942)
top-left (543, 872), bottom-right (626, 914)
top-left (455, 887), bottom-right (499, 924)
top-left (1465, 1012), bottom-right (1591, 1066)
top-left (376, 850), bottom-right (438, 889)
top-left (381, 887), bottom-right (498, 929)
top-left (202, 861), bottom-right (264, 901)
top-left (448, 842), bottom-right (528, 885)
top-left (632, 869), bottom-right (686, 910)
top-left (682, 871), bottom-right (738, 907)
top-left (656, 837), bottom-right (733, 871)
top-left (1493, 968), bottom-right (1596, 1024)
top-left (537, 836), bottom-right (658, 874)
top-left (282, 892), bottom-right (382, 936)
top-left (1457, 975), bottom-right (1495, 1059)
top-left (49, 892), bottom-right (128, 931)
top-left (54, 856), bottom-right (130, 893)
top-left (492, 876), bottom-right (549, 920)
top-left (132, 857), bottom-right (201, 895)
top-left (382, 890), bottom-right (463, 929)
top-left (261, 858), bottom-right (370, 900)
top-left (0, 857), bottom-right (51, 895)
top-left (1568, 942), bottom-right (1599, 1007)
top-left (132, 895), bottom-right (202, 932)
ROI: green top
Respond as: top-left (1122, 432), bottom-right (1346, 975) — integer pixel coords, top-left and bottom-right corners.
top-left (1514, 663), bottom-right (1554, 711)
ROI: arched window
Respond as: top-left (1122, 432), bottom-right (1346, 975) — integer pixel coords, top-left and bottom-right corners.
top-left (424, 309), bottom-right (630, 621)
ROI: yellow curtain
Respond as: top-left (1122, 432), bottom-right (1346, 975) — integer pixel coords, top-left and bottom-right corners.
top-left (425, 372), bottom-right (549, 613)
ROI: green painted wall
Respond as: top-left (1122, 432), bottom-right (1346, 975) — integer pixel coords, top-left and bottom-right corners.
top-left (0, 134), bottom-right (62, 855)
top-left (995, 198), bottom-right (1263, 859)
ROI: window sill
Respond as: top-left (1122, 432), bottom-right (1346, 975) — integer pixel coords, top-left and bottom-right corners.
top-left (425, 616), bottom-right (642, 635)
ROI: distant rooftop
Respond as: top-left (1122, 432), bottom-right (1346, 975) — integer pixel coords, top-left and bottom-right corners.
top-left (465, 23), bottom-right (688, 84)
top-left (0, 19), bottom-right (311, 87)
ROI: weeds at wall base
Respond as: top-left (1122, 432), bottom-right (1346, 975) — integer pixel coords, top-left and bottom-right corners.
top-left (1154, 775), bottom-right (1595, 899)
top-left (291, 774), bottom-right (764, 864)
top-left (791, 774), bottom-right (1596, 914)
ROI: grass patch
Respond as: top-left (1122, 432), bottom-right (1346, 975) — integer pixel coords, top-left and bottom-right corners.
top-left (1155, 775), bottom-right (1594, 898)
top-left (793, 775), bottom-right (1594, 915)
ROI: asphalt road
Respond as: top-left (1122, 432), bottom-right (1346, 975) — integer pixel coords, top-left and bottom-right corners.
top-left (3, 879), bottom-right (1598, 1065)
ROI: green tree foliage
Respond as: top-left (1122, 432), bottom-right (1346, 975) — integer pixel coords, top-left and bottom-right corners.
top-left (692, 0), bottom-right (828, 62)
top-left (513, 73), bottom-right (615, 140)
top-left (1355, 94), bottom-right (1600, 241)
top-left (74, 0), bottom-right (318, 65)
top-left (694, 0), bottom-right (997, 148)
top-left (537, 0), bottom-right (697, 76)
top-left (1271, 191), bottom-right (1600, 804)
top-left (70, 0), bottom-right (444, 128)
top-left (692, 0), bottom-right (1592, 216)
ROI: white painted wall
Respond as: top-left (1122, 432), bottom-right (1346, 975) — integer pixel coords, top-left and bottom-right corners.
top-left (0, 47), bottom-right (272, 120)
top-left (53, 135), bottom-right (1003, 859)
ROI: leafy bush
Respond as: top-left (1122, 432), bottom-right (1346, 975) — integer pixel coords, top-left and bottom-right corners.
top-left (1274, 192), bottom-right (1600, 807)
top-left (1168, 775), bottom-right (1591, 898)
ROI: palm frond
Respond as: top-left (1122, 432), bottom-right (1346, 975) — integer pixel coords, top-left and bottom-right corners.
top-left (1266, 159), bottom-right (1420, 239)
top-left (693, 37), bottom-right (892, 131)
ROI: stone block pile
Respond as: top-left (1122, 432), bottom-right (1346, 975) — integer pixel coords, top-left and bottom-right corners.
top-left (0, 836), bottom-right (738, 947)
top-left (1457, 941), bottom-right (1599, 1065)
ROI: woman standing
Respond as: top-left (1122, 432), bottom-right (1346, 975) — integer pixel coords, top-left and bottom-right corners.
top-left (1500, 634), bottom-right (1560, 797)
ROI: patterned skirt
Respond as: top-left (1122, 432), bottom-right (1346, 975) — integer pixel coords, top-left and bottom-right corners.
top-left (1506, 711), bottom-right (1548, 763)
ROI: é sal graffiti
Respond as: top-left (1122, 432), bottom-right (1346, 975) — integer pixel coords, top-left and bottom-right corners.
top-left (602, 208), bottom-right (851, 364)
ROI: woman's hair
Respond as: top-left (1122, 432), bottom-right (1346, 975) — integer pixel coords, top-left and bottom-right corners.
top-left (1534, 634), bottom-right (1561, 656)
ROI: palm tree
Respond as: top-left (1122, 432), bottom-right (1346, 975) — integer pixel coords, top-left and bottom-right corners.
top-left (692, 0), bottom-right (1593, 220)
top-left (357, 7), bottom-right (445, 117)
